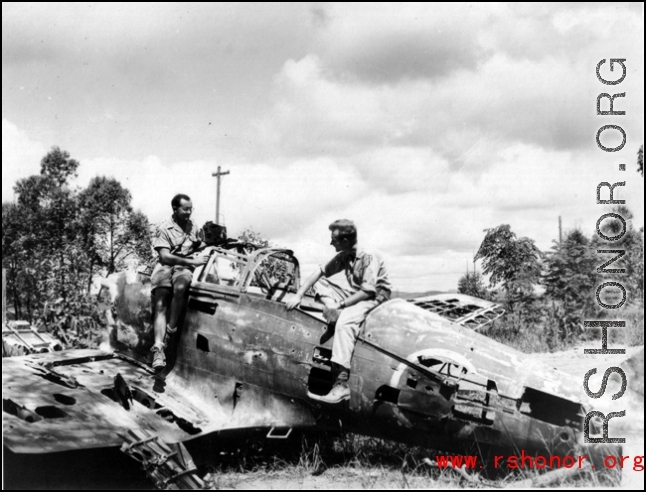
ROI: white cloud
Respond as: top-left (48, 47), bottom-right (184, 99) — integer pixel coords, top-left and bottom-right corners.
top-left (2, 118), bottom-right (47, 201)
top-left (258, 49), bottom-right (643, 166)
top-left (77, 153), bottom-right (369, 237)
top-left (249, 2), bottom-right (644, 168)
top-left (317, 3), bottom-right (489, 83)
top-left (3, 4), bottom-right (644, 294)
top-left (4, 114), bottom-right (643, 294)
top-left (256, 54), bottom-right (394, 156)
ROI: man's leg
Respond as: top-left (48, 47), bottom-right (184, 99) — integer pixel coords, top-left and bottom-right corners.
top-left (163, 267), bottom-right (195, 348)
top-left (168, 270), bottom-right (193, 331)
top-left (330, 299), bottom-right (377, 368)
top-left (152, 287), bottom-right (171, 369)
top-left (317, 299), bottom-right (377, 403)
top-left (310, 277), bottom-right (351, 307)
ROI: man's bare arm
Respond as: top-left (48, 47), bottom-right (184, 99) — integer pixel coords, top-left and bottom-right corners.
top-left (158, 248), bottom-right (209, 268)
top-left (285, 269), bottom-right (324, 310)
top-left (337, 289), bottom-right (373, 308)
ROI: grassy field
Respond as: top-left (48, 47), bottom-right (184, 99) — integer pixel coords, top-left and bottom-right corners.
top-left (202, 432), bottom-right (624, 489)
top-left (484, 301), bottom-right (644, 354)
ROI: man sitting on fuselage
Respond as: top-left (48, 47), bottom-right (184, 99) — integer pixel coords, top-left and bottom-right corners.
top-left (150, 194), bottom-right (209, 370)
top-left (286, 219), bottom-right (392, 403)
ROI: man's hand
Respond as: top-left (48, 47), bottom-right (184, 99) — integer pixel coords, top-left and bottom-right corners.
top-left (285, 293), bottom-right (303, 311)
top-left (323, 305), bottom-right (341, 323)
top-left (190, 254), bottom-right (210, 267)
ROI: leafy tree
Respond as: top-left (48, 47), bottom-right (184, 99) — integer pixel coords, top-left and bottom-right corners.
top-left (13, 178), bottom-right (78, 249)
top-left (236, 228), bottom-right (294, 288)
top-left (39, 146), bottom-right (79, 187)
top-left (2, 204), bottom-right (19, 314)
top-left (238, 228), bottom-right (272, 249)
top-left (474, 224), bottom-right (543, 307)
top-left (591, 206), bottom-right (644, 306)
top-left (457, 271), bottom-right (490, 300)
top-left (2, 148), bottom-right (153, 349)
top-left (127, 211), bottom-right (155, 267)
top-left (78, 177), bottom-right (153, 276)
top-left (544, 229), bottom-right (597, 307)
top-left (5, 148), bottom-right (81, 321)
top-left (543, 229), bottom-right (597, 341)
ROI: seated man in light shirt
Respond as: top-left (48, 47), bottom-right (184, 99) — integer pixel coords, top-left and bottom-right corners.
top-left (286, 219), bottom-right (391, 403)
top-left (149, 193), bottom-right (209, 370)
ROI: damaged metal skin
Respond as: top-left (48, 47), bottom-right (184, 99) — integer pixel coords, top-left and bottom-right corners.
top-left (3, 243), bottom-right (619, 480)
top-left (351, 300), bottom-right (589, 456)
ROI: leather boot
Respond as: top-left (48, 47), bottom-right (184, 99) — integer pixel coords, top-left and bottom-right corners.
top-left (310, 363), bottom-right (351, 404)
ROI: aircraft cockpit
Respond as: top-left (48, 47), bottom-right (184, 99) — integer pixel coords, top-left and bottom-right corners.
top-left (189, 244), bottom-right (329, 322)
top-left (191, 244), bottom-right (300, 301)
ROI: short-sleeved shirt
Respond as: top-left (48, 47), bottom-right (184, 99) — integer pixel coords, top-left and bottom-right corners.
top-left (320, 247), bottom-right (392, 296)
top-left (153, 217), bottom-right (203, 261)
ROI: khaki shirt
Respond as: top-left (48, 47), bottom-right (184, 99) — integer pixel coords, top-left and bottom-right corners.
top-left (321, 247), bottom-right (392, 296)
top-left (153, 217), bottom-right (203, 260)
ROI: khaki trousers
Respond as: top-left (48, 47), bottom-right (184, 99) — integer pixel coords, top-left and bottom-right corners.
top-left (312, 278), bottom-right (378, 370)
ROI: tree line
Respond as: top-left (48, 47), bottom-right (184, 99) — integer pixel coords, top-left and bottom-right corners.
top-left (2, 147), bottom-right (153, 346)
top-left (3, 146), bottom-right (642, 352)
top-left (459, 148), bottom-right (644, 349)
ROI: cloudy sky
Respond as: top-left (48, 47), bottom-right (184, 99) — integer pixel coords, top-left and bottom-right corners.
top-left (3, 3), bottom-right (644, 291)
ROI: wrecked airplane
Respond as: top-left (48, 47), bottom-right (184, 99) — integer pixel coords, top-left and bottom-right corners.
top-left (2, 320), bottom-right (64, 356)
top-left (3, 241), bottom-right (620, 488)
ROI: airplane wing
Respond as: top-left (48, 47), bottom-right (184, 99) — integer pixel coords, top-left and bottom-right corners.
top-left (3, 348), bottom-right (316, 455)
top-left (408, 293), bottom-right (505, 332)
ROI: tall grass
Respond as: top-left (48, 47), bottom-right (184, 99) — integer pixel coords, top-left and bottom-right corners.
top-left (608, 303), bottom-right (644, 347)
top-left (203, 433), bottom-right (465, 489)
top-left (485, 296), bottom-right (644, 354)
top-left (203, 432), bottom-right (622, 489)
top-left (486, 311), bottom-right (552, 353)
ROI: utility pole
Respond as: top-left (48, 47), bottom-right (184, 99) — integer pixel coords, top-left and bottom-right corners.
top-left (212, 166), bottom-right (230, 224)
top-left (558, 215), bottom-right (562, 245)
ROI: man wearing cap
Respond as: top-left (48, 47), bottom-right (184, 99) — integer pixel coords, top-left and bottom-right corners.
top-left (286, 219), bottom-right (392, 403)
top-left (150, 193), bottom-right (209, 370)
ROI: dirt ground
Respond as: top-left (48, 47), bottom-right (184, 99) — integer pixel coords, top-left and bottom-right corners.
top-left (205, 469), bottom-right (419, 490)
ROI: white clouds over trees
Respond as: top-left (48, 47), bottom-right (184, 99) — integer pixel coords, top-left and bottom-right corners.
top-left (2, 3), bottom-right (643, 291)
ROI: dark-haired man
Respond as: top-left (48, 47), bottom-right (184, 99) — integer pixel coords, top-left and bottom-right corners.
top-left (286, 219), bottom-right (391, 403)
top-left (150, 194), bottom-right (209, 369)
